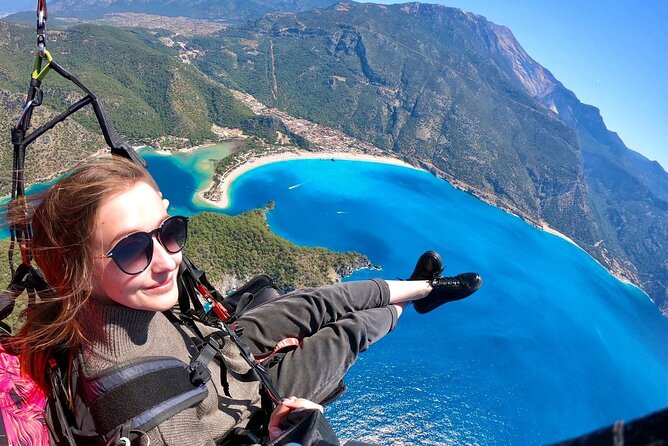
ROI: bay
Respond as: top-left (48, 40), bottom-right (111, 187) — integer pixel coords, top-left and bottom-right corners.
top-left (140, 151), bottom-right (667, 446)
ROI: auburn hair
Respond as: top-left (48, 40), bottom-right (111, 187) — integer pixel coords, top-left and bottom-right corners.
top-left (10, 156), bottom-right (158, 387)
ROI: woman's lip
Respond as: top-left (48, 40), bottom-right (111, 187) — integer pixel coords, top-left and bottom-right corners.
top-left (146, 275), bottom-right (174, 291)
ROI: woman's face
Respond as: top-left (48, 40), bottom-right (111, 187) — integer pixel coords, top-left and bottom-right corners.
top-left (91, 181), bottom-right (182, 311)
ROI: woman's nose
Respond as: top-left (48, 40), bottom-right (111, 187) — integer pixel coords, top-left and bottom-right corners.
top-left (151, 236), bottom-right (179, 272)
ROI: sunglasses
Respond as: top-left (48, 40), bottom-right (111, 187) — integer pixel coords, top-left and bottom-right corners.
top-left (100, 216), bottom-right (188, 275)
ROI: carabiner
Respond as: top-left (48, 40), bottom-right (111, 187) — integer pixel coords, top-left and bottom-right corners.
top-left (36, 0), bottom-right (48, 57)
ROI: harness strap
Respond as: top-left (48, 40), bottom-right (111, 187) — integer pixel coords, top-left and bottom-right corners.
top-left (47, 359), bottom-right (79, 446)
top-left (0, 265), bottom-right (57, 333)
top-left (178, 258), bottom-right (286, 407)
top-left (81, 356), bottom-right (208, 441)
top-left (188, 336), bottom-right (224, 388)
top-left (255, 338), bottom-right (300, 365)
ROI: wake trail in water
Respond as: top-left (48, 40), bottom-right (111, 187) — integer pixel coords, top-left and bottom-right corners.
top-left (288, 182), bottom-right (308, 190)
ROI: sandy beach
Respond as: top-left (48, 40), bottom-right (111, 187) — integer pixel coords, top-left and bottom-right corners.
top-left (198, 150), bottom-right (418, 209)
top-left (540, 223), bottom-right (580, 247)
top-left (191, 147), bottom-right (646, 294)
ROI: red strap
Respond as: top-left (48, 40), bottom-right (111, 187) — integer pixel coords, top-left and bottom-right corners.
top-left (255, 338), bottom-right (300, 364)
top-left (20, 244), bottom-right (31, 266)
top-left (196, 283), bottom-right (232, 321)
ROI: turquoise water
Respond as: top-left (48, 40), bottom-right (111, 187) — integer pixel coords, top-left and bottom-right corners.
top-left (139, 144), bottom-right (236, 216)
top-left (215, 159), bottom-right (667, 445)
top-left (15, 150), bottom-right (668, 444)
top-left (141, 151), bottom-right (667, 445)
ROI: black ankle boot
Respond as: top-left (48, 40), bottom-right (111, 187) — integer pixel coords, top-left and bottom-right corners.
top-left (408, 250), bottom-right (443, 281)
top-left (413, 272), bottom-right (483, 314)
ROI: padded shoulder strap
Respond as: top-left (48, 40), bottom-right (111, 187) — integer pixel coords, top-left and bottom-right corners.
top-left (79, 356), bottom-right (208, 441)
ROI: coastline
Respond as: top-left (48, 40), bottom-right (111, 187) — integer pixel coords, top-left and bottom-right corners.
top-left (1, 144), bottom-right (649, 302)
top-left (194, 147), bottom-right (648, 298)
top-left (197, 150), bottom-right (418, 209)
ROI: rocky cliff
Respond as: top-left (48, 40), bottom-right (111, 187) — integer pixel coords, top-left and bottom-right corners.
top-left (485, 18), bottom-right (668, 309)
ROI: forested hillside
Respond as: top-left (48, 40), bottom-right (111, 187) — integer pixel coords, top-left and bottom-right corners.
top-left (46, 0), bottom-right (338, 21)
top-left (0, 21), bottom-right (253, 194)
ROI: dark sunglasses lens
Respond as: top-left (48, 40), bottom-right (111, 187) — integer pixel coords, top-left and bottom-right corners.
top-left (112, 233), bottom-right (152, 275)
top-left (159, 216), bottom-right (188, 253)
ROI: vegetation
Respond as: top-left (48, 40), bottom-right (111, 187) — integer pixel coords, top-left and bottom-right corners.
top-left (0, 211), bottom-right (369, 334)
top-left (185, 211), bottom-right (369, 291)
top-left (0, 21), bottom-right (254, 195)
top-left (0, 239), bottom-right (27, 334)
top-left (240, 116), bottom-right (309, 148)
top-left (5, 0), bottom-right (338, 22)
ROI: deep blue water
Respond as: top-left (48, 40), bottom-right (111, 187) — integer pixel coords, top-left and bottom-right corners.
top-left (22, 149), bottom-right (667, 445)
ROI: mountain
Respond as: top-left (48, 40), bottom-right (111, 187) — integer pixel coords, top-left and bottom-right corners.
top-left (0, 0), bottom-right (35, 18)
top-left (0, 20), bottom-right (254, 194)
top-left (485, 21), bottom-right (668, 308)
top-left (186, 2), bottom-right (667, 310)
top-left (30, 0), bottom-right (338, 22)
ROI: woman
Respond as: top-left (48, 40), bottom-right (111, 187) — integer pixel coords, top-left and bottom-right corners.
top-left (12, 157), bottom-right (481, 445)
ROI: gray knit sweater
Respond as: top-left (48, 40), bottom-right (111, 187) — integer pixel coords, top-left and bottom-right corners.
top-left (78, 299), bottom-right (262, 445)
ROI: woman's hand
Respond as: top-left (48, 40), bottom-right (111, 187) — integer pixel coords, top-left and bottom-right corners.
top-left (268, 396), bottom-right (324, 441)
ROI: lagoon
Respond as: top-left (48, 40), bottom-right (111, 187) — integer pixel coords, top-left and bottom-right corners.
top-left (140, 149), bottom-right (667, 445)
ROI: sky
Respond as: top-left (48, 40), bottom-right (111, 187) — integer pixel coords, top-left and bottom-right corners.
top-left (2, 0), bottom-right (666, 169)
top-left (365, 0), bottom-right (668, 170)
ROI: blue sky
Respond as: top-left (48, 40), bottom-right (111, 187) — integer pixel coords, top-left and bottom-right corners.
top-left (365, 0), bottom-right (668, 170)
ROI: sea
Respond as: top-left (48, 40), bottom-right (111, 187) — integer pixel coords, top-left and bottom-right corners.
top-left (11, 146), bottom-right (668, 445)
top-left (137, 146), bottom-right (668, 445)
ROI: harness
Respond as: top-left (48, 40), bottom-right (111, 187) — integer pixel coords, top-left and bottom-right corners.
top-left (38, 260), bottom-right (308, 446)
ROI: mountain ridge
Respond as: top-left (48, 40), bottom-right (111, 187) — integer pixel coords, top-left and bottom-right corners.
top-left (188, 1), bottom-right (667, 310)
top-left (481, 16), bottom-right (668, 303)
top-left (38, 0), bottom-right (339, 21)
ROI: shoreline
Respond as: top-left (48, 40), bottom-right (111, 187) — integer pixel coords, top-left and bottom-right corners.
top-left (136, 142), bottom-right (221, 154)
top-left (196, 148), bottom-right (585, 254)
top-left (197, 150), bottom-right (418, 209)
top-left (1, 145), bottom-right (649, 301)
top-left (194, 147), bottom-right (648, 298)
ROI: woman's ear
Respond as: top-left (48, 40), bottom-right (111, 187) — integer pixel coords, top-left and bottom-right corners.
top-left (162, 198), bottom-right (170, 211)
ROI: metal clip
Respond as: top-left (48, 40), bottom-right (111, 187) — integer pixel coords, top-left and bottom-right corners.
top-left (36, 0), bottom-right (48, 56)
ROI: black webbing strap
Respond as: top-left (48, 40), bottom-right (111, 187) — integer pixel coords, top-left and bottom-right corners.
top-left (47, 357), bottom-right (79, 446)
top-left (177, 257), bottom-right (284, 406)
top-left (0, 264), bottom-right (57, 334)
top-left (0, 409), bottom-right (7, 446)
